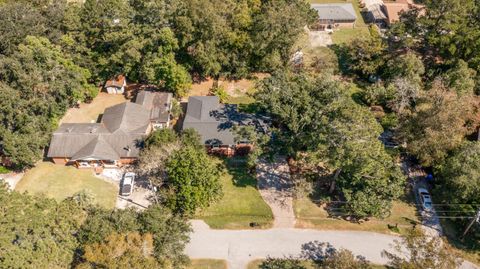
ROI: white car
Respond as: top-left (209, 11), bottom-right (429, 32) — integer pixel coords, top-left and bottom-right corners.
top-left (120, 172), bottom-right (136, 196)
top-left (418, 188), bottom-right (433, 211)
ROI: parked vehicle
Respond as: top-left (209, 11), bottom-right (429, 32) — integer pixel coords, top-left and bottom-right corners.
top-left (120, 172), bottom-right (136, 196)
top-left (325, 26), bottom-right (334, 34)
top-left (418, 188), bottom-right (433, 211)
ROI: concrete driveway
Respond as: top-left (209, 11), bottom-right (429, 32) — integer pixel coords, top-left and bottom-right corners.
top-left (256, 157), bottom-right (295, 228)
top-left (97, 168), bottom-right (153, 210)
top-left (186, 220), bottom-right (397, 269)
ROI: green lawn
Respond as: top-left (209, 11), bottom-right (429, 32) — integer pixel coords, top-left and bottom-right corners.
top-left (16, 162), bottom-right (118, 209)
top-left (198, 159), bottom-right (273, 229)
top-left (248, 259), bottom-right (386, 269)
top-left (188, 259), bottom-right (227, 269)
top-left (332, 27), bottom-right (371, 44)
top-left (0, 165), bottom-right (10, 174)
top-left (310, 0), bottom-right (371, 44)
top-left (294, 197), bottom-right (420, 235)
top-left (226, 85), bottom-right (258, 105)
top-left (247, 260), bottom-right (317, 269)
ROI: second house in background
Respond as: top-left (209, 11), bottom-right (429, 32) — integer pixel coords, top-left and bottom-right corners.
top-left (311, 3), bottom-right (357, 30)
top-left (105, 75), bottom-right (127, 95)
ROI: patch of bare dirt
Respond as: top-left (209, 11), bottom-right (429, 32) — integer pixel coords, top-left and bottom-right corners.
top-left (184, 73), bottom-right (269, 101)
top-left (60, 92), bottom-right (127, 124)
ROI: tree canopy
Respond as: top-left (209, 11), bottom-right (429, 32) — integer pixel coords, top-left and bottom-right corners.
top-left (0, 0), bottom-right (316, 168)
top-left (382, 228), bottom-right (460, 269)
top-left (255, 72), bottom-right (404, 218)
top-left (0, 182), bottom-right (85, 268)
top-left (138, 129), bottom-right (222, 215)
top-left (0, 181), bottom-right (191, 269)
top-left (0, 36), bottom-right (96, 168)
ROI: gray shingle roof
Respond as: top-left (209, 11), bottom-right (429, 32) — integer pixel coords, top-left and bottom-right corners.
top-left (135, 91), bottom-right (172, 123)
top-left (47, 102), bottom-right (150, 161)
top-left (182, 96), bottom-right (242, 146)
top-left (71, 136), bottom-right (120, 161)
top-left (102, 102), bottom-right (151, 134)
top-left (311, 3), bottom-right (357, 21)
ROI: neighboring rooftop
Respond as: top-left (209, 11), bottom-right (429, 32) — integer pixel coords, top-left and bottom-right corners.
top-left (135, 91), bottom-right (173, 123)
top-left (48, 98), bottom-right (153, 160)
top-left (384, 0), bottom-right (424, 24)
top-left (311, 3), bottom-right (357, 21)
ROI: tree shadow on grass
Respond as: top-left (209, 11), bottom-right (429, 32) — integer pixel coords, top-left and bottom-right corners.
top-left (440, 218), bottom-right (480, 263)
top-left (328, 44), bottom-right (351, 76)
top-left (223, 157), bottom-right (257, 188)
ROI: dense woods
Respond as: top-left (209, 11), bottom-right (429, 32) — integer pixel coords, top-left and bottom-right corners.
top-left (335, 0), bottom-right (480, 243)
top-left (0, 0), bottom-right (315, 169)
top-left (0, 182), bottom-right (191, 268)
top-left (2, 0), bottom-right (480, 266)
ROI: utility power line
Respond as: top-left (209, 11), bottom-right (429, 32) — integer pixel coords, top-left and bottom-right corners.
top-left (461, 208), bottom-right (480, 238)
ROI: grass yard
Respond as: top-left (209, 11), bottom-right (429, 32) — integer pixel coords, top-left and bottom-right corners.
top-left (294, 197), bottom-right (419, 235)
top-left (187, 74), bottom-right (266, 105)
top-left (309, 0), bottom-right (371, 44)
top-left (16, 162), bottom-right (118, 209)
top-left (0, 165), bottom-right (11, 174)
top-left (188, 259), bottom-right (228, 269)
top-left (332, 27), bottom-right (371, 44)
top-left (247, 260), bottom-right (317, 269)
top-left (198, 159), bottom-right (273, 229)
top-left (440, 219), bottom-right (480, 266)
top-left (247, 260), bottom-right (386, 269)
top-left (60, 92), bottom-right (127, 124)
top-left (226, 86), bottom-right (258, 105)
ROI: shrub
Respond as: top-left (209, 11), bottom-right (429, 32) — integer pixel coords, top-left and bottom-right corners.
top-left (210, 86), bottom-right (229, 103)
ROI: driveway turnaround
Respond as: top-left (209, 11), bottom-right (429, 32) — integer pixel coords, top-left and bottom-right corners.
top-left (186, 220), bottom-right (397, 269)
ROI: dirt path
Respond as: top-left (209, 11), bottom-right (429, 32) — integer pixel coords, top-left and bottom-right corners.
top-left (1, 173), bottom-right (24, 190)
top-left (60, 92), bottom-right (126, 124)
top-left (256, 157), bottom-right (296, 228)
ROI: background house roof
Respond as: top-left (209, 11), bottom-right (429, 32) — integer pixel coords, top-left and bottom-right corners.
top-left (135, 91), bottom-right (172, 122)
top-left (311, 3), bottom-right (357, 21)
top-left (368, 3), bottom-right (387, 20)
top-left (105, 75), bottom-right (126, 88)
top-left (383, 1), bottom-right (410, 23)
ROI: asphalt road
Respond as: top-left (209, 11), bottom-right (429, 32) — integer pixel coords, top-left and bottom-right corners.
top-left (186, 220), bottom-right (398, 269)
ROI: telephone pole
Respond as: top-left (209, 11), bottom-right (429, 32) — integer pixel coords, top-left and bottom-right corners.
top-left (461, 208), bottom-right (480, 238)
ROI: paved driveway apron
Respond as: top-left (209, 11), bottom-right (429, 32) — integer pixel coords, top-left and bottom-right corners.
top-left (256, 157), bottom-right (296, 228)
